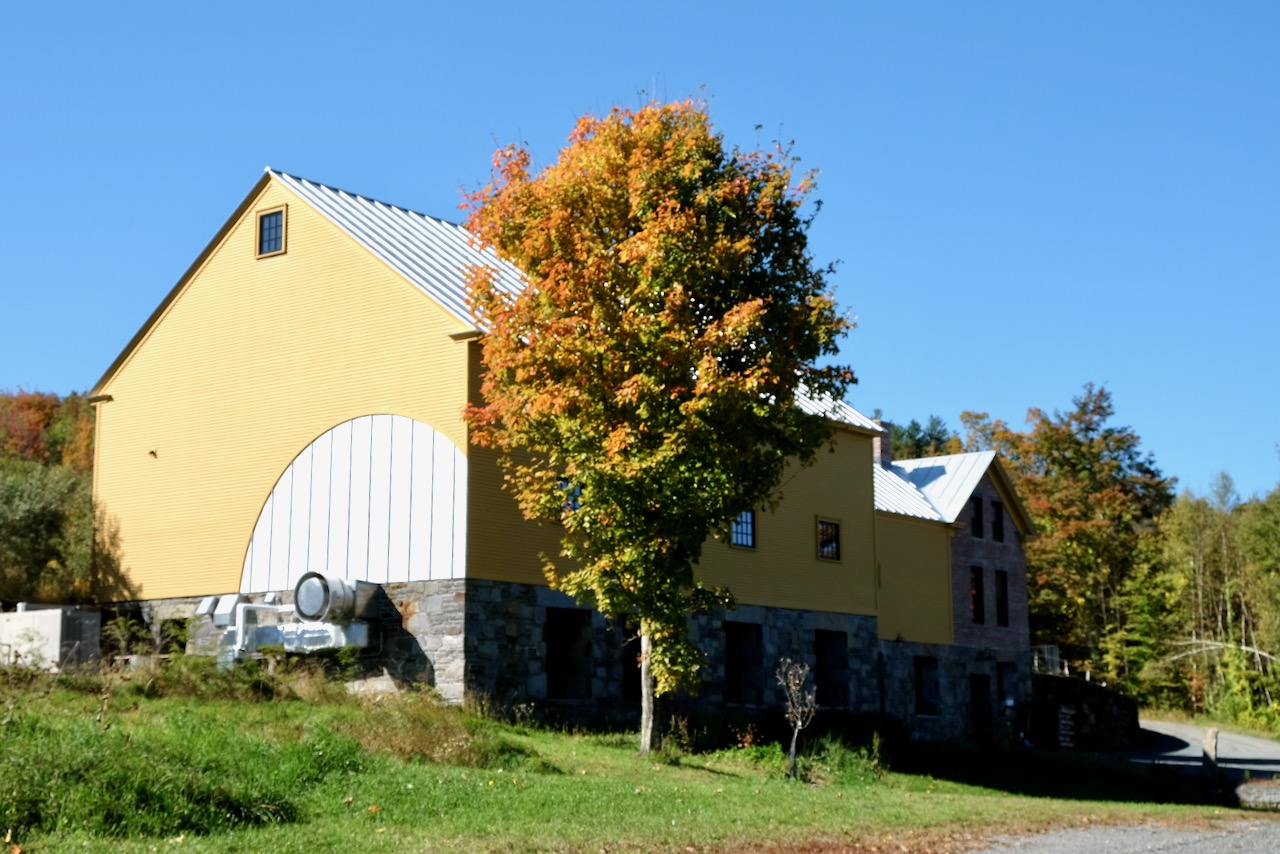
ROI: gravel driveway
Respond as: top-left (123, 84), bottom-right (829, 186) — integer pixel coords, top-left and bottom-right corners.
top-left (972, 820), bottom-right (1280, 853)
top-left (968, 720), bottom-right (1280, 852)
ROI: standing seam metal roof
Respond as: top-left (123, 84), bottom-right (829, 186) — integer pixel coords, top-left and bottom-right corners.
top-left (271, 169), bottom-right (877, 431)
top-left (270, 169), bottom-right (525, 326)
top-left (873, 465), bottom-right (944, 520)
top-left (889, 451), bottom-right (997, 523)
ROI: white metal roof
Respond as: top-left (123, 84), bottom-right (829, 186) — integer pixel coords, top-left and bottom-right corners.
top-left (270, 169), bottom-right (525, 327)
top-left (273, 169), bottom-right (878, 430)
top-left (889, 451), bottom-right (997, 523)
top-left (794, 385), bottom-right (882, 432)
top-left (873, 464), bottom-right (944, 520)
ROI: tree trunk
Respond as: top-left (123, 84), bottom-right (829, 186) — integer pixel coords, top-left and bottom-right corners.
top-left (639, 630), bottom-right (655, 756)
top-left (788, 726), bottom-right (800, 780)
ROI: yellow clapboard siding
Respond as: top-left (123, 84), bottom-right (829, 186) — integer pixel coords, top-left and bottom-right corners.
top-left (95, 181), bottom-right (472, 599)
top-left (465, 442), bottom-right (570, 585)
top-left (696, 430), bottom-right (877, 614)
top-left (875, 513), bottom-right (953, 644)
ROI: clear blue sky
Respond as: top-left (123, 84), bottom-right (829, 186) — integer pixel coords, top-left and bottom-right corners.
top-left (2, 2), bottom-right (1276, 499)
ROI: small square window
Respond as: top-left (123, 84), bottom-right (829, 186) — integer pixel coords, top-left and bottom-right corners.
top-left (816, 518), bottom-right (841, 561)
top-left (256, 207), bottom-right (286, 257)
top-left (731, 510), bottom-right (756, 549)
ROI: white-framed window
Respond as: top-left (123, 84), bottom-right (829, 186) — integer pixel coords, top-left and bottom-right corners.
top-left (731, 509), bottom-right (756, 549)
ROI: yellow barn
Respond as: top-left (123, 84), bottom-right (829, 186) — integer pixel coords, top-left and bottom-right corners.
top-left (91, 170), bottom-right (1034, 740)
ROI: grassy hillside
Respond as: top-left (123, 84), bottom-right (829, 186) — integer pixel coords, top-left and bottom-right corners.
top-left (0, 658), bottom-right (1241, 853)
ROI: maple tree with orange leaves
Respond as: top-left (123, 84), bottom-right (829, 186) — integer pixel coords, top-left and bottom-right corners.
top-left (464, 100), bottom-right (853, 752)
top-left (960, 384), bottom-right (1173, 685)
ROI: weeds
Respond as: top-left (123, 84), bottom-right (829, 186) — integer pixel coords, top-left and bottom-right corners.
top-left (345, 688), bottom-right (554, 771)
top-left (0, 707), bottom-right (361, 837)
top-left (0, 661), bottom-right (1231, 852)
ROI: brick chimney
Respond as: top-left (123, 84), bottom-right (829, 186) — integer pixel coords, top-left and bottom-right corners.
top-left (873, 420), bottom-right (894, 468)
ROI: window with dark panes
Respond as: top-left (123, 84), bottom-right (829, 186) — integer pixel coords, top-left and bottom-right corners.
top-left (970, 496), bottom-right (984, 538)
top-left (970, 566), bottom-right (985, 624)
top-left (817, 518), bottom-right (841, 560)
top-left (557, 478), bottom-right (583, 516)
top-left (731, 509), bottom-right (756, 549)
top-left (992, 500), bottom-right (1005, 542)
top-left (995, 570), bottom-right (1009, 627)
top-left (257, 209), bottom-right (284, 256)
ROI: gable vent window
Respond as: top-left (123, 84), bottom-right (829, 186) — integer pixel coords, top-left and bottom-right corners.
top-left (991, 500), bottom-right (1005, 542)
top-left (256, 207), bottom-right (286, 258)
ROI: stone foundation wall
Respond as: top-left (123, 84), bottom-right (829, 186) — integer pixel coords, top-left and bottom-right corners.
top-left (879, 641), bottom-right (1032, 742)
top-left (129, 578), bottom-right (1034, 743)
top-left (380, 580), bottom-right (466, 701)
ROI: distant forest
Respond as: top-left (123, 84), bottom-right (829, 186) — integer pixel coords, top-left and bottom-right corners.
top-left (892, 382), bottom-right (1280, 727)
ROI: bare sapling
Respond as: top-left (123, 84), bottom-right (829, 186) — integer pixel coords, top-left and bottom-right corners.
top-left (776, 657), bottom-right (817, 780)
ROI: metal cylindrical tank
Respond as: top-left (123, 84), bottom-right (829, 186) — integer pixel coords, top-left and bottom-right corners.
top-left (294, 572), bottom-right (357, 622)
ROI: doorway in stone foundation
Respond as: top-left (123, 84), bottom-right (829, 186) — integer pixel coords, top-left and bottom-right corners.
top-left (969, 674), bottom-right (993, 743)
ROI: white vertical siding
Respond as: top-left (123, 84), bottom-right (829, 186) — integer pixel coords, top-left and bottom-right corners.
top-left (365, 414), bottom-right (393, 585)
top-left (387, 415), bottom-right (413, 583)
top-left (408, 420), bottom-right (435, 581)
top-left (326, 419), bottom-right (353, 578)
top-left (430, 434), bottom-right (457, 580)
top-left (239, 414), bottom-right (468, 593)
top-left (307, 430), bottom-right (334, 573)
top-left (346, 416), bottom-right (374, 581)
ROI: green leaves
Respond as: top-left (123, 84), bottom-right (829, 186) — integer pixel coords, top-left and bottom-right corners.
top-left (963, 384), bottom-right (1174, 685)
top-left (463, 100), bottom-right (852, 700)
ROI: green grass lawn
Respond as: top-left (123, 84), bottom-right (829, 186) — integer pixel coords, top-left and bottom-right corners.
top-left (0, 661), bottom-right (1249, 853)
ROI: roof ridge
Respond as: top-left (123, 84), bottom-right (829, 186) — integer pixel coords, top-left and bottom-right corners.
top-left (267, 168), bottom-right (463, 228)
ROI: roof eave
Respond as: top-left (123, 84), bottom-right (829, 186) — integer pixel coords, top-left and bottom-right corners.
top-left (91, 172), bottom-right (276, 396)
top-left (987, 457), bottom-right (1037, 538)
top-left (830, 418), bottom-right (882, 438)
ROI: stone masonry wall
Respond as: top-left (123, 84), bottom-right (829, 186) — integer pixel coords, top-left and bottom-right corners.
top-left (950, 473), bottom-right (1031, 652)
top-left (879, 640), bottom-right (1032, 742)
top-left (132, 577), bottom-right (1032, 743)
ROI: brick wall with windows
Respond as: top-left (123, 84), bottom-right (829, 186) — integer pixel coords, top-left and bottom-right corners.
top-left (950, 473), bottom-right (1030, 652)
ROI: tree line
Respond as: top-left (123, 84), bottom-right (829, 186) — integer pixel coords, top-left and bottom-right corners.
top-left (10, 381), bottom-right (1280, 726)
top-left (896, 383), bottom-right (1280, 727)
top-left (0, 390), bottom-right (127, 604)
